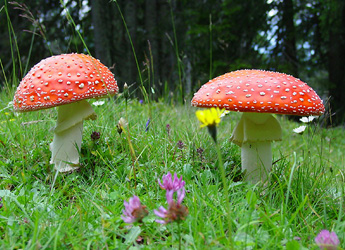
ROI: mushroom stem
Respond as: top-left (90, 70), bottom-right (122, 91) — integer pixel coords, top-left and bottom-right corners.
top-left (241, 141), bottom-right (272, 183)
top-left (230, 112), bottom-right (282, 182)
top-left (50, 100), bottom-right (97, 172)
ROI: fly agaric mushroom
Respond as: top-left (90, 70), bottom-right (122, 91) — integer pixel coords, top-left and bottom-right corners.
top-left (191, 69), bottom-right (324, 183)
top-left (13, 53), bottom-right (118, 172)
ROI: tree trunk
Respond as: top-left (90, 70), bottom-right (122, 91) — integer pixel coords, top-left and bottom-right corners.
top-left (274, 0), bottom-right (298, 77)
top-left (158, 2), bottom-right (173, 93)
top-left (145, 0), bottom-right (159, 97)
top-left (124, 0), bottom-right (137, 87)
top-left (328, 0), bottom-right (345, 125)
top-left (280, 0), bottom-right (298, 76)
top-left (90, 0), bottom-right (112, 67)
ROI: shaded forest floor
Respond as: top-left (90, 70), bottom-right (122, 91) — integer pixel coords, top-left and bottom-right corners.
top-left (0, 88), bottom-right (344, 249)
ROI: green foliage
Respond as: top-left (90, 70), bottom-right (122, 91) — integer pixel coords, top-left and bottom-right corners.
top-left (0, 0), bottom-right (345, 248)
top-left (0, 88), bottom-right (344, 248)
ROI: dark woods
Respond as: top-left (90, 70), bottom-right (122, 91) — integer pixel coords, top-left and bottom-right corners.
top-left (1, 0), bottom-right (345, 124)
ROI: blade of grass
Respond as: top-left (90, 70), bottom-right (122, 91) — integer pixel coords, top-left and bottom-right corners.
top-left (168, 0), bottom-right (183, 103)
top-left (112, 0), bottom-right (151, 118)
top-left (4, 0), bottom-right (22, 81)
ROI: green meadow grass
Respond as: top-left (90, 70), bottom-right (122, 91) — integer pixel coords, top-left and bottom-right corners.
top-left (0, 86), bottom-right (344, 249)
top-left (1, 2), bottom-right (344, 248)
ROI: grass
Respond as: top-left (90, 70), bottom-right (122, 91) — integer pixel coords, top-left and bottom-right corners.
top-left (0, 85), bottom-right (344, 249)
top-left (1, 1), bottom-right (344, 248)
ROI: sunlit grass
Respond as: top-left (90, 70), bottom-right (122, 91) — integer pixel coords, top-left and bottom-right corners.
top-left (0, 87), bottom-right (344, 248)
top-left (1, 1), bottom-right (344, 248)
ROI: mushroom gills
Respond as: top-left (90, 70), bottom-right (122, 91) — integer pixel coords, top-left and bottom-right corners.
top-left (230, 112), bottom-right (282, 182)
top-left (50, 100), bottom-right (97, 172)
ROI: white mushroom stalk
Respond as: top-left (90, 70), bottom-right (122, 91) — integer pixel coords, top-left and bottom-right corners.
top-left (50, 100), bottom-right (97, 172)
top-left (230, 113), bottom-right (282, 182)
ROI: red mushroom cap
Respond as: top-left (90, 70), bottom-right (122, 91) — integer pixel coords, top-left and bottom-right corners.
top-left (13, 53), bottom-right (118, 112)
top-left (191, 69), bottom-right (325, 116)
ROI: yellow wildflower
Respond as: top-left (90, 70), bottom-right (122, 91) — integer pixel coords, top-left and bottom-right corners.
top-left (195, 107), bottom-right (225, 143)
top-left (195, 107), bottom-right (224, 128)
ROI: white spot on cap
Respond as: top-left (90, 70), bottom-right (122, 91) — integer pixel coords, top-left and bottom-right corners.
top-left (260, 92), bottom-right (265, 96)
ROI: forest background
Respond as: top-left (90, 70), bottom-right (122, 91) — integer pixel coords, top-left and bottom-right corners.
top-left (1, 0), bottom-right (345, 125)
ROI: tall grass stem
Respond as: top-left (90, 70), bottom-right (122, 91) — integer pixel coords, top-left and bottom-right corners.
top-left (59, 0), bottom-right (91, 55)
top-left (112, 1), bottom-right (143, 86)
top-left (209, 14), bottom-right (213, 79)
top-left (168, 0), bottom-right (183, 103)
top-left (112, 0), bottom-right (151, 117)
top-left (215, 142), bottom-right (233, 248)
